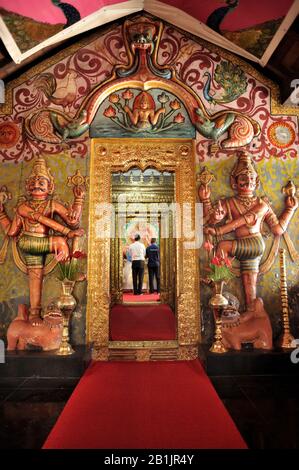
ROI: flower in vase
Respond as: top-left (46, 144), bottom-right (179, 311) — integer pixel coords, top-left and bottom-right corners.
top-left (208, 254), bottom-right (234, 282)
top-left (55, 250), bottom-right (87, 282)
top-left (203, 239), bottom-right (234, 283)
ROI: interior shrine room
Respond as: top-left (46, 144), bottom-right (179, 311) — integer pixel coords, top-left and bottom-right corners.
top-left (0, 0), bottom-right (299, 456)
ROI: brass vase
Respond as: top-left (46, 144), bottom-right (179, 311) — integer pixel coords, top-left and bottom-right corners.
top-left (209, 280), bottom-right (228, 354)
top-left (209, 280), bottom-right (228, 308)
top-left (56, 280), bottom-right (76, 355)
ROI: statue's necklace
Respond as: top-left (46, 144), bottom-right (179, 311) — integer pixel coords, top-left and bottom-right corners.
top-left (28, 199), bottom-right (48, 212)
top-left (236, 195), bottom-right (257, 210)
top-left (27, 199), bottom-right (49, 228)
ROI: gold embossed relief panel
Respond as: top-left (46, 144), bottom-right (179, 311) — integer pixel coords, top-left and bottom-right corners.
top-left (87, 138), bottom-right (199, 359)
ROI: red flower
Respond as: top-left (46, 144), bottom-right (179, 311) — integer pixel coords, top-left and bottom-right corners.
top-left (223, 256), bottom-right (234, 267)
top-left (173, 113), bottom-right (185, 124)
top-left (211, 256), bottom-right (221, 266)
top-left (170, 99), bottom-right (181, 110)
top-left (55, 246), bottom-right (87, 281)
top-left (71, 250), bottom-right (87, 259)
top-left (122, 89), bottom-right (134, 100)
top-left (103, 106), bottom-right (116, 118)
top-left (109, 93), bottom-right (120, 104)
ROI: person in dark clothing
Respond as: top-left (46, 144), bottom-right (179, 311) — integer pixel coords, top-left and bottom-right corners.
top-left (128, 234), bottom-right (146, 295)
top-left (145, 238), bottom-right (160, 294)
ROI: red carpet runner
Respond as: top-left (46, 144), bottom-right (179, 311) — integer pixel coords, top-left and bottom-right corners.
top-left (110, 304), bottom-right (176, 340)
top-left (43, 360), bottom-right (247, 449)
top-left (123, 293), bottom-right (160, 302)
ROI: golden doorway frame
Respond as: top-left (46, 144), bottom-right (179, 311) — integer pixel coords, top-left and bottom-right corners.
top-left (110, 172), bottom-right (175, 308)
top-left (87, 138), bottom-right (200, 361)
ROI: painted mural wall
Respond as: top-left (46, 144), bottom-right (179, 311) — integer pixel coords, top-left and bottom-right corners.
top-left (0, 15), bottom-right (298, 345)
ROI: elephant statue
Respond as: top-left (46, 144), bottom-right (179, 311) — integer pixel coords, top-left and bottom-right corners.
top-left (222, 298), bottom-right (273, 350)
top-left (7, 304), bottom-right (63, 351)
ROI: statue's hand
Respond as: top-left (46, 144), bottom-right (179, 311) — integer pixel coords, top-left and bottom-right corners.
top-left (68, 186), bottom-right (85, 222)
top-left (285, 196), bottom-right (298, 210)
top-left (67, 207), bottom-right (81, 223)
top-left (73, 185), bottom-right (85, 199)
top-left (204, 226), bottom-right (216, 236)
top-left (213, 200), bottom-right (225, 221)
top-left (198, 184), bottom-right (211, 201)
top-left (209, 200), bottom-right (225, 224)
top-left (55, 251), bottom-right (65, 262)
top-left (67, 228), bottom-right (84, 239)
top-left (0, 185), bottom-right (12, 211)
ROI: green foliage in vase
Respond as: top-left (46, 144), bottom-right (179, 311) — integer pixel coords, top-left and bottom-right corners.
top-left (56, 250), bottom-right (86, 281)
top-left (203, 239), bottom-right (235, 282)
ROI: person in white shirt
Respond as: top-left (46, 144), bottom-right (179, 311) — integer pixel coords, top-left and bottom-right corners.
top-left (128, 234), bottom-right (146, 295)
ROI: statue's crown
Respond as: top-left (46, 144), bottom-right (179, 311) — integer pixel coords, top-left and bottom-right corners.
top-left (26, 156), bottom-right (55, 194)
top-left (231, 152), bottom-right (258, 178)
top-left (28, 157), bottom-right (54, 183)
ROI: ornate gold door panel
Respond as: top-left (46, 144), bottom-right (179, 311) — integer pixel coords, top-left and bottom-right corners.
top-left (87, 138), bottom-right (200, 361)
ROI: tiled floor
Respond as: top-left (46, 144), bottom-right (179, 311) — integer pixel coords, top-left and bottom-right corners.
top-left (0, 374), bottom-right (299, 449)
